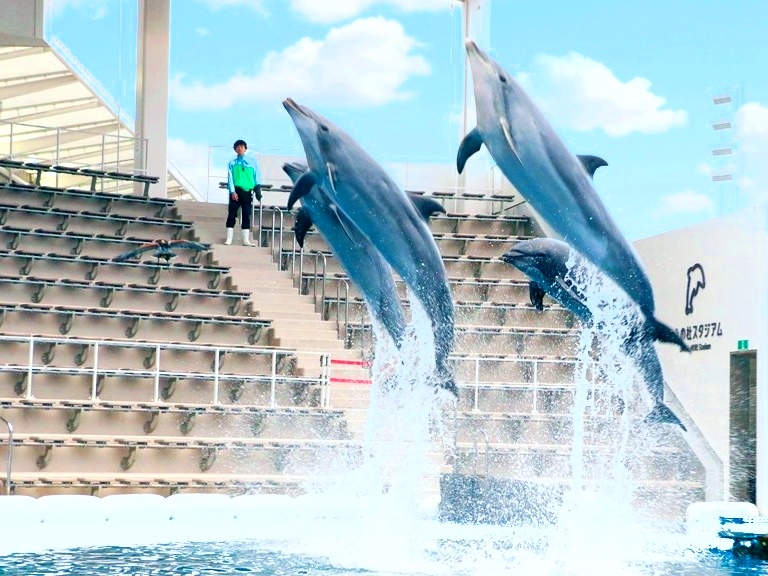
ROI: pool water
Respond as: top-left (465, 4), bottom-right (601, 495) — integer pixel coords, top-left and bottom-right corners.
top-left (0, 538), bottom-right (763, 576)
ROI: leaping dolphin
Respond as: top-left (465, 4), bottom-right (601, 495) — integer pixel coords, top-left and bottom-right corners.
top-left (282, 160), bottom-right (406, 348)
top-left (459, 40), bottom-right (689, 354)
top-left (283, 98), bottom-right (457, 395)
top-left (501, 238), bottom-right (686, 430)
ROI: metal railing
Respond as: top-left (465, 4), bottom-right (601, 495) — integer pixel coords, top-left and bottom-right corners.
top-left (0, 416), bottom-right (12, 496)
top-left (0, 334), bottom-right (333, 409)
top-left (0, 120), bottom-right (147, 192)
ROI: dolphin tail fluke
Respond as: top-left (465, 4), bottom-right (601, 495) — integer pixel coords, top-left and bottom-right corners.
top-left (457, 127), bottom-right (483, 174)
top-left (649, 317), bottom-right (691, 353)
top-left (644, 403), bottom-right (687, 432)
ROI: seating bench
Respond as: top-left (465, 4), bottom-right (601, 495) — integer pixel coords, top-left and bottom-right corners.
top-left (0, 273), bottom-right (250, 315)
top-left (0, 248), bottom-right (228, 287)
top-left (0, 202), bottom-right (192, 237)
top-left (0, 159), bottom-right (160, 197)
top-left (0, 301), bottom-right (270, 344)
top-left (0, 181), bottom-right (173, 217)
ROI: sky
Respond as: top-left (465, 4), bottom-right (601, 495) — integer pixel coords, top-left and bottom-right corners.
top-left (45, 0), bottom-right (768, 241)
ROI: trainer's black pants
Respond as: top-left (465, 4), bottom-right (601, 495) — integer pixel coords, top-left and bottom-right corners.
top-left (226, 186), bottom-right (253, 229)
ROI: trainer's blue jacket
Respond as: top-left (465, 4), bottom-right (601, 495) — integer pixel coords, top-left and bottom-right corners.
top-left (227, 154), bottom-right (261, 194)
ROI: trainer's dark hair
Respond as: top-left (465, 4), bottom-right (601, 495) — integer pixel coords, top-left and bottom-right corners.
top-left (233, 139), bottom-right (247, 150)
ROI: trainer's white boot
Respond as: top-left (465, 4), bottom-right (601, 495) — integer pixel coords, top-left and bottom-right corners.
top-left (224, 227), bottom-right (234, 245)
top-left (241, 228), bottom-right (254, 246)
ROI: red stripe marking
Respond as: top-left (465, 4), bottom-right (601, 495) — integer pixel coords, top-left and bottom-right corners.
top-left (329, 377), bottom-right (372, 385)
top-left (330, 359), bottom-right (372, 367)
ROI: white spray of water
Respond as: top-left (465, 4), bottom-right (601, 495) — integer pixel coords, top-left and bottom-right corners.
top-left (262, 267), bottom-right (691, 575)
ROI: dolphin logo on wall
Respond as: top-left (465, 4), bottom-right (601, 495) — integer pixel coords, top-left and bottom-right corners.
top-left (685, 264), bottom-right (706, 316)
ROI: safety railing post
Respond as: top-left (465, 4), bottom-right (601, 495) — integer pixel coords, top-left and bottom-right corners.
top-left (213, 347), bottom-right (220, 405)
top-left (26, 337), bottom-right (34, 400)
top-left (270, 351), bottom-right (277, 407)
top-left (0, 416), bottom-right (13, 496)
top-left (153, 344), bottom-right (161, 402)
top-left (91, 341), bottom-right (99, 401)
top-left (473, 357), bottom-right (480, 411)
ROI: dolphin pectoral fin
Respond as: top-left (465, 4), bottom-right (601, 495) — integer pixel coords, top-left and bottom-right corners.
top-left (457, 127), bottom-right (484, 174)
top-left (287, 172), bottom-right (317, 210)
top-left (577, 154), bottom-right (609, 178)
top-left (644, 403), bottom-right (687, 431)
top-left (330, 203), bottom-right (357, 245)
top-left (326, 163), bottom-right (339, 197)
top-left (409, 194), bottom-right (446, 221)
top-left (499, 118), bottom-right (522, 164)
top-left (649, 317), bottom-right (691, 353)
top-left (529, 282), bottom-right (546, 311)
top-left (293, 207), bottom-right (314, 249)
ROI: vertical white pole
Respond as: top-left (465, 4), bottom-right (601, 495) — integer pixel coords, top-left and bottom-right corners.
top-left (458, 0), bottom-right (492, 195)
top-left (135, 0), bottom-right (170, 197)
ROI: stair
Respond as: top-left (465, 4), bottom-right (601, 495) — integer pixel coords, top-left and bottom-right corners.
top-left (174, 201), bottom-right (373, 430)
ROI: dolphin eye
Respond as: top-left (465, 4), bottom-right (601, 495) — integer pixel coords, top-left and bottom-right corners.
top-left (320, 124), bottom-right (329, 132)
top-left (499, 75), bottom-right (507, 84)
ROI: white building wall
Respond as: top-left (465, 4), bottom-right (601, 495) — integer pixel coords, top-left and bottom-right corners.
top-left (635, 206), bottom-right (768, 507)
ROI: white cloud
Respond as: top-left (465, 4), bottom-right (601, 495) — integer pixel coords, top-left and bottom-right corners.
top-left (654, 190), bottom-right (715, 217)
top-left (517, 52), bottom-right (688, 137)
top-left (194, 0), bottom-right (268, 16)
top-left (167, 138), bottom-right (220, 202)
top-left (195, 27), bottom-right (211, 37)
top-left (734, 102), bottom-right (768, 203)
top-left (170, 17), bottom-right (430, 110)
top-left (290, 0), bottom-right (450, 24)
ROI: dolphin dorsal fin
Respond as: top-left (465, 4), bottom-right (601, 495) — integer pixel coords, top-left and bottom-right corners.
top-left (457, 127), bottom-right (484, 174)
top-left (287, 171), bottom-right (317, 210)
top-left (293, 207), bottom-right (314, 249)
top-left (529, 282), bottom-right (546, 311)
top-left (577, 154), bottom-right (608, 178)
top-left (408, 193), bottom-right (446, 221)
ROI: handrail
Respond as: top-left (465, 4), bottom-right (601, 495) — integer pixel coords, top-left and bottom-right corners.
top-left (270, 209), bottom-right (285, 264)
top-left (312, 251), bottom-right (327, 312)
top-left (0, 334), bottom-right (331, 409)
top-left (335, 278), bottom-right (349, 341)
top-left (0, 416), bottom-right (13, 496)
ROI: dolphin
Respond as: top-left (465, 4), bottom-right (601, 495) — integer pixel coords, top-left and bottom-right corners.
top-left (458, 40), bottom-right (689, 354)
top-left (501, 238), bottom-right (686, 430)
top-left (282, 160), bottom-right (406, 348)
top-left (283, 98), bottom-right (457, 395)
top-left (500, 237), bottom-right (593, 323)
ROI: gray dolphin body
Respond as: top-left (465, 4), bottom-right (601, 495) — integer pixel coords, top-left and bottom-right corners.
top-left (283, 99), bottom-right (457, 395)
top-left (459, 40), bottom-right (689, 354)
top-left (282, 161), bottom-right (406, 348)
top-left (501, 238), bottom-right (686, 430)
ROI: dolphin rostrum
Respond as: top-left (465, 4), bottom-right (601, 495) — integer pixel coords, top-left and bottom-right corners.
top-left (501, 238), bottom-right (686, 430)
top-left (283, 98), bottom-right (457, 395)
top-left (282, 160), bottom-right (406, 348)
top-left (459, 40), bottom-right (689, 354)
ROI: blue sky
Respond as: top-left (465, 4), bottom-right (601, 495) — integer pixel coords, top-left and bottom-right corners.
top-left (45, 0), bottom-right (768, 241)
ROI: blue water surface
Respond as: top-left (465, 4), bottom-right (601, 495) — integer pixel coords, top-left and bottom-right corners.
top-left (0, 539), bottom-right (765, 576)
